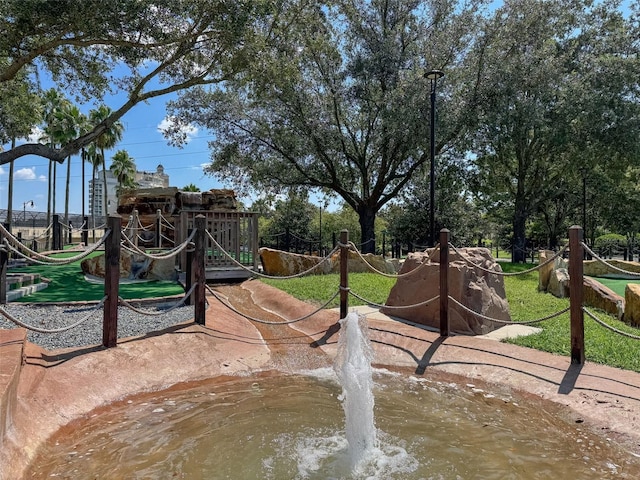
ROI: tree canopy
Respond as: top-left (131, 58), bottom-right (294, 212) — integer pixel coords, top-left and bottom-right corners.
top-left (165, 0), bottom-right (487, 251)
top-left (0, 0), bottom-right (268, 165)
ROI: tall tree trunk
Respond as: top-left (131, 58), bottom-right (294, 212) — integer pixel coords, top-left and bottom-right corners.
top-left (81, 149), bottom-right (86, 220)
top-left (101, 148), bottom-right (108, 218)
top-left (46, 159), bottom-right (52, 249)
top-left (512, 200), bottom-right (527, 263)
top-left (52, 162), bottom-right (57, 215)
top-left (7, 138), bottom-right (15, 230)
top-left (357, 205), bottom-right (377, 254)
top-left (64, 156), bottom-right (71, 227)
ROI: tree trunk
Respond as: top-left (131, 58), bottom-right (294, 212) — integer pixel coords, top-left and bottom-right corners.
top-left (512, 204), bottom-right (527, 263)
top-left (7, 139), bottom-right (15, 229)
top-left (46, 159), bottom-right (52, 249)
top-left (357, 205), bottom-right (377, 254)
top-left (101, 149), bottom-right (108, 217)
top-left (64, 155), bottom-right (71, 226)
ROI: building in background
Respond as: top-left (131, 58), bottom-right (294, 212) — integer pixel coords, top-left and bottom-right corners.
top-left (89, 165), bottom-right (169, 217)
top-left (135, 165), bottom-right (169, 189)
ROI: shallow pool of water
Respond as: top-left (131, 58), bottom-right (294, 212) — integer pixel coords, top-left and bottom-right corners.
top-left (25, 370), bottom-right (640, 479)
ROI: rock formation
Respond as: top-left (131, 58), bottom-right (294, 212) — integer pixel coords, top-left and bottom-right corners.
top-left (258, 247), bottom-right (396, 277)
top-left (258, 248), bottom-right (332, 276)
top-left (81, 252), bottom-right (177, 282)
top-left (625, 284), bottom-right (640, 326)
top-left (381, 247), bottom-right (511, 335)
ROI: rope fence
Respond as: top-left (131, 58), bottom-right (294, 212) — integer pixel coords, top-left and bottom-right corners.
top-left (1, 217), bottom-right (639, 364)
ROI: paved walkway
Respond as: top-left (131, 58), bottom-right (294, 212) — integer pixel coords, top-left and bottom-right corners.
top-left (2, 279), bottom-right (640, 478)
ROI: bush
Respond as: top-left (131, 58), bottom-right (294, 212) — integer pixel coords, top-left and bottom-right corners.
top-left (593, 233), bottom-right (627, 256)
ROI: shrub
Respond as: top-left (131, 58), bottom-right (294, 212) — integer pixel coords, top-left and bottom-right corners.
top-left (593, 233), bottom-right (627, 256)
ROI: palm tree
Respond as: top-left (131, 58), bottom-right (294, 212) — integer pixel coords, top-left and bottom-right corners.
top-left (41, 89), bottom-right (71, 244)
top-left (89, 105), bottom-right (124, 217)
top-left (50, 104), bottom-right (85, 227)
top-left (182, 183), bottom-right (201, 192)
top-left (110, 149), bottom-right (137, 197)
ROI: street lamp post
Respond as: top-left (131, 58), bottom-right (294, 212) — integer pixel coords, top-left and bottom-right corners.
top-left (23, 200), bottom-right (33, 222)
top-left (425, 69), bottom-right (444, 247)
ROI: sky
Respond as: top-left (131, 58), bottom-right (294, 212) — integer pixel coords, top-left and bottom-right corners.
top-left (0, 90), bottom-right (227, 217)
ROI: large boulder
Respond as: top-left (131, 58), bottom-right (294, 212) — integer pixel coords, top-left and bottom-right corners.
top-left (625, 284), bottom-right (640, 327)
top-left (547, 268), bottom-right (570, 298)
top-left (538, 250), bottom-right (555, 292)
top-left (80, 253), bottom-right (177, 281)
top-left (329, 250), bottom-right (396, 274)
top-left (381, 247), bottom-right (510, 335)
top-left (258, 247), bottom-right (396, 276)
top-left (258, 248), bottom-right (331, 276)
top-left (583, 277), bottom-right (624, 320)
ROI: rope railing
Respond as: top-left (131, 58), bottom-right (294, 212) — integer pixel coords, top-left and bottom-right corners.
top-left (582, 243), bottom-right (640, 278)
top-left (345, 240), bottom-right (439, 278)
top-left (449, 242), bottom-right (568, 276)
top-left (206, 284), bottom-right (340, 325)
top-left (583, 307), bottom-right (640, 340)
top-left (118, 284), bottom-right (198, 316)
top-left (1, 228), bottom-right (110, 265)
top-left (205, 230), bottom-right (339, 279)
top-left (2, 219), bottom-right (636, 365)
top-left (158, 212), bottom-right (175, 230)
top-left (448, 296), bottom-right (570, 326)
top-left (347, 288), bottom-right (440, 310)
top-left (120, 229), bottom-right (196, 260)
top-left (0, 296), bottom-right (107, 333)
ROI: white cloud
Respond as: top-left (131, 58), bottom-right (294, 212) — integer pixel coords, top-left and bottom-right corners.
top-left (15, 167), bottom-right (37, 180)
top-left (157, 116), bottom-right (198, 144)
top-left (38, 175), bottom-right (47, 182)
top-left (0, 166), bottom-right (5, 176)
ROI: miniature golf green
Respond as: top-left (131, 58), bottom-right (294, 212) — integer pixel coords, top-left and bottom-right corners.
top-left (9, 252), bottom-right (185, 303)
top-left (590, 277), bottom-right (640, 297)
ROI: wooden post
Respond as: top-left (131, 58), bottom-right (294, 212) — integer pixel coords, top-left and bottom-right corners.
top-left (82, 216), bottom-right (88, 246)
top-left (185, 246), bottom-right (194, 306)
top-left (193, 214), bottom-right (206, 325)
top-left (0, 226), bottom-right (8, 304)
top-left (340, 230), bottom-right (349, 319)
top-left (439, 229), bottom-right (450, 337)
top-left (52, 214), bottom-right (61, 250)
top-left (569, 225), bottom-right (585, 364)
top-left (103, 215), bottom-right (121, 348)
top-left (155, 209), bottom-right (162, 248)
top-left (132, 210), bottom-right (139, 248)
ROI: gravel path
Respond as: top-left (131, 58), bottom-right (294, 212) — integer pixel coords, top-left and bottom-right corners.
top-left (0, 301), bottom-right (195, 351)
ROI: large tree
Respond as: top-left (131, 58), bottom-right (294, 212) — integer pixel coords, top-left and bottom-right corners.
top-left (89, 106), bottom-right (124, 216)
top-left (0, 0), bottom-right (268, 165)
top-left (470, 0), bottom-right (639, 262)
top-left (166, 0), bottom-right (486, 252)
top-left (0, 63), bottom-right (41, 228)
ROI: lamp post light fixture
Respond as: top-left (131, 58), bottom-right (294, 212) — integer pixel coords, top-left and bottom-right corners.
top-left (425, 69), bottom-right (444, 247)
top-left (23, 200), bottom-right (34, 222)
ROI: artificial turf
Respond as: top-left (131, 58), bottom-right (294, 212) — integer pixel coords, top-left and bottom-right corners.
top-left (8, 251), bottom-right (185, 303)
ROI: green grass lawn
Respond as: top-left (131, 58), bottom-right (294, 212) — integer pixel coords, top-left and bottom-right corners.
top-left (8, 252), bottom-right (185, 302)
top-left (262, 263), bottom-right (640, 373)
